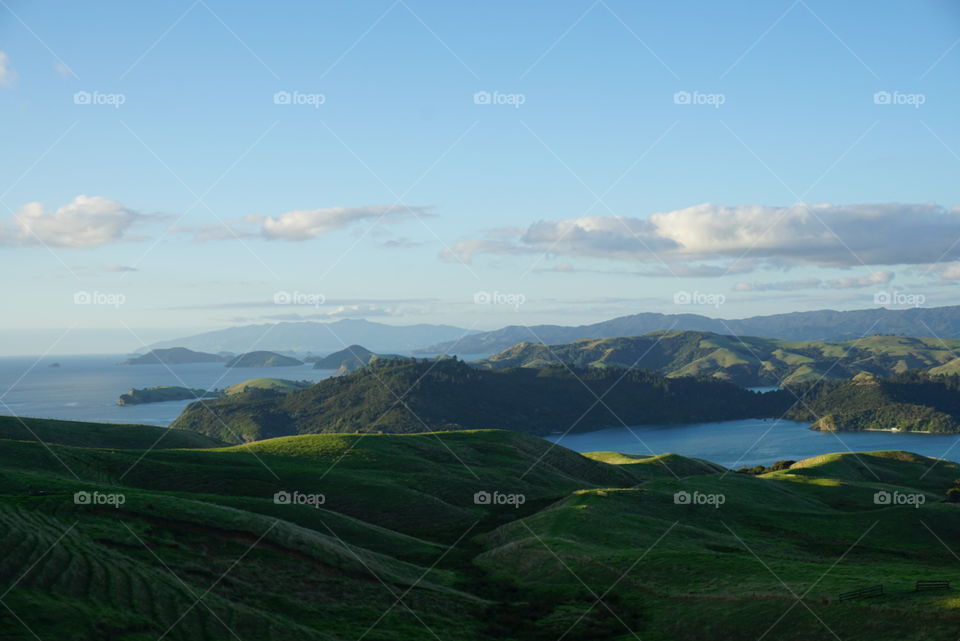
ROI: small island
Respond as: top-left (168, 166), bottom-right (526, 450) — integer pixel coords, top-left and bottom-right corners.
top-left (123, 347), bottom-right (226, 365)
top-left (307, 345), bottom-right (402, 374)
top-left (224, 351), bottom-right (303, 368)
top-left (117, 386), bottom-right (223, 406)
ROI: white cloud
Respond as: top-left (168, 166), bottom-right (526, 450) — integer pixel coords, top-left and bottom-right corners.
top-left (0, 196), bottom-right (147, 248)
top-left (253, 205), bottom-right (431, 241)
top-left (447, 203), bottom-right (960, 272)
top-left (735, 270), bottom-right (894, 292)
top-left (0, 51), bottom-right (17, 88)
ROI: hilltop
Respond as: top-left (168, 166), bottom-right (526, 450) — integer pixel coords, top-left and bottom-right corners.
top-left (223, 377), bottom-right (312, 395)
top-left (3, 420), bottom-right (960, 640)
top-left (306, 344), bottom-right (403, 373)
top-left (477, 330), bottom-right (960, 385)
top-left (419, 304), bottom-right (960, 354)
top-left (171, 357), bottom-right (790, 443)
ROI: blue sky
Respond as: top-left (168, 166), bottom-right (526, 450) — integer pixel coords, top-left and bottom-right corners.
top-left (1, 0), bottom-right (959, 354)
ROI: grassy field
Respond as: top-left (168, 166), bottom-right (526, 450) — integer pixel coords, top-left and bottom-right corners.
top-left (2, 416), bottom-right (960, 639)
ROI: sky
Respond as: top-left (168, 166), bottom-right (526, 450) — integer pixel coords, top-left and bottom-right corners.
top-left (1, 0), bottom-right (959, 354)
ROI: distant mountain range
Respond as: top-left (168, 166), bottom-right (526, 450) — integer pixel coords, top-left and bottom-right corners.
top-left (419, 305), bottom-right (960, 354)
top-left (477, 331), bottom-right (960, 386)
top-left (147, 319), bottom-right (475, 354)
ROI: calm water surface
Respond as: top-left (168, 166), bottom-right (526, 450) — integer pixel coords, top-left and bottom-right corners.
top-left (0, 355), bottom-right (336, 425)
top-left (546, 419), bottom-right (960, 468)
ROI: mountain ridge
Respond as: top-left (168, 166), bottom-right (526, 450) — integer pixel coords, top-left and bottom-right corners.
top-left (147, 319), bottom-right (476, 354)
top-left (418, 305), bottom-right (960, 354)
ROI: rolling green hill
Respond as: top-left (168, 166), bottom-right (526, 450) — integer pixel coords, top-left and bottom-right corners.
top-left (171, 357), bottom-right (790, 443)
top-left (0, 415), bottom-right (223, 449)
top-left (477, 330), bottom-right (960, 385)
top-left (223, 378), bottom-right (312, 395)
top-left (3, 419), bottom-right (960, 640)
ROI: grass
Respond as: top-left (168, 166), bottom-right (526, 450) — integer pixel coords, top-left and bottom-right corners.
top-left (3, 419), bottom-right (960, 639)
top-left (223, 378), bottom-right (310, 395)
top-left (0, 415), bottom-right (223, 449)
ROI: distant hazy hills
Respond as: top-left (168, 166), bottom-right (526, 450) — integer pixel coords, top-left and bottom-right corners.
top-left (420, 305), bottom-right (960, 354)
top-left (478, 331), bottom-right (960, 386)
top-left (122, 347), bottom-right (226, 365)
top-left (147, 319), bottom-right (475, 354)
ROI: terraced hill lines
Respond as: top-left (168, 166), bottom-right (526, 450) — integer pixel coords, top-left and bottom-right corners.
top-left (3, 417), bottom-right (960, 639)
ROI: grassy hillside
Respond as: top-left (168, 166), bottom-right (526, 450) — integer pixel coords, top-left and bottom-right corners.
top-left (0, 415), bottom-right (223, 449)
top-left (477, 331), bottom-right (960, 385)
top-left (223, 378), bottom-right (312, 395)
top-left (475, 449), bottom-right (960, 640)
top-left (4, 421), bottom-right (960, 640)
top-left (171, 357), bottom-right (791, 443)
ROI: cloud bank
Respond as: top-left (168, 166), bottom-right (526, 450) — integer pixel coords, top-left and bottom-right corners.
top-left (444, 203), bottom-right (960, 272)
